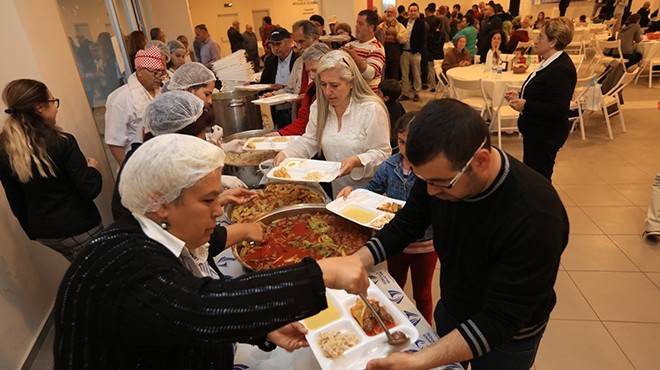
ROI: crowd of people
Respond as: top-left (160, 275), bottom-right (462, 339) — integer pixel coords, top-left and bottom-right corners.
top-left (4, 2), bottom-right (660, 370)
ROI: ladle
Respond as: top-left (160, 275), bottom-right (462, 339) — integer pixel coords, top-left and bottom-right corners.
top-left (358, 294), bottom-right (410, 345)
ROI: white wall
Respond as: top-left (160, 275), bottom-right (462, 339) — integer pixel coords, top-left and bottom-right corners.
top-left (0, 0), bottom-right (116, 368)
top-left (149, 0), bottom-right (195, 43)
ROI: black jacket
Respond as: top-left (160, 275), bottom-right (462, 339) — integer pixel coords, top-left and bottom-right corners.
top-left (227, 27), bottom-right (244, 53)
top-left (259, 51), bottom-right (298, 84)
top-left (518, 52), bottom-right (577, 142)
top-left (0, 132), bottom-right (102, 239)
top-left (479, 15), bottom-right (503, 49)
top-left (401, 18), bottom-right (427, 54)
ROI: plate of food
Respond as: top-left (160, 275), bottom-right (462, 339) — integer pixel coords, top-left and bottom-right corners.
top-left (232, 205), bottom-right (372, 271)
top-left (319, 34), bottom-right (352, 43)
top-left (242, 136), bottom-right (300, 151)
top-left (234, 83), bottom-right (273, 91)
top-left (326, 189), bottom-right (405, 230)
top-left (266, 158), bottom-right (341, 183)
top-left (303, 281), bottom-right (418, 370)
top-left (251, 93), bottom-right (302, 105)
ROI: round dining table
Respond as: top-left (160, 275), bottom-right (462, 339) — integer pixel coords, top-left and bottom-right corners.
top-left (445, 63), bottom-right (536, 107)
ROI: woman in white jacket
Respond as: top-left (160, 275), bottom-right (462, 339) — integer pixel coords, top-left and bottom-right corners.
top-left (274, 50), bottom-right (391, 196)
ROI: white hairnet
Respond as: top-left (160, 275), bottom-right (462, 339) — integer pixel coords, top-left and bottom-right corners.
top-left (168, 62), bottom-right (216, 91)
top-left (144, 91), bottom-right (204, 135)
top-left (145, 40), bottom-right (171, 63)
top-left (119, 134), bottom-right (225, 215)
top-left (167, 40), bottom-right (186, 54)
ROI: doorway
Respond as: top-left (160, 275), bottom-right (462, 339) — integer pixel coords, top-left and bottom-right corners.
top-left (217, 13), bottom-right (239, 57)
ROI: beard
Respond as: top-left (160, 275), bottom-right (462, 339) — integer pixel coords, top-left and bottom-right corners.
top-left (385, 14), bottom-right (396, 23)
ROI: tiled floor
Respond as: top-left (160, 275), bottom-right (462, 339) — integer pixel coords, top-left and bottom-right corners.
top-left (30, 76), bottom-right (660, 369)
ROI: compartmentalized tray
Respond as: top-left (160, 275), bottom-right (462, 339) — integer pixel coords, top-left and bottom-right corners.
top-left (326, 189), bottom-right (405, 230)
top-left (266, 158), bottom-right (341, 183)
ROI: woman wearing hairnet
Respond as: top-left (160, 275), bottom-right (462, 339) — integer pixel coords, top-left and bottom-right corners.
top-left (54, 133), bottom-right (370, 369)
top-left (111, 91), bottom-right (254, 219)
top-left (168, 62), bottom-right (246, 188)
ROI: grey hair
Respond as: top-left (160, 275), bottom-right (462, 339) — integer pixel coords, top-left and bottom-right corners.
top-left (302, 43), bottom-right (331, 63)
top-left (292, 20), bottom-right (319, 40)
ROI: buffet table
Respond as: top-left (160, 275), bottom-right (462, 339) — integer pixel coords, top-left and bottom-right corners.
top-left (213, 248), bottom-right (464, 370)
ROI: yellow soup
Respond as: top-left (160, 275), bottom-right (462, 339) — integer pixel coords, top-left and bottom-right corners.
top-left (340, 206), bottom-right (378, 224)
top-left (304, 297), bottom-right (341, 330)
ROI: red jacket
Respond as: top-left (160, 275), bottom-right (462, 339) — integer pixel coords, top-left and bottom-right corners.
top-left (278, 82), bottom-right (316, 136)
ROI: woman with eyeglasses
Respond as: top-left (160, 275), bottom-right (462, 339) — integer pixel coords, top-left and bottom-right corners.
top-left (0, 79), bottom-right (103, 261)
top-left (505, 17), bottom-right (577, 181)
top-left (273, 50), bottom-right (391, 196)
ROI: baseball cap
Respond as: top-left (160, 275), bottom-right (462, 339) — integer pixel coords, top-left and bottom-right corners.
top-left (268, 27), bottom-right (291, 42)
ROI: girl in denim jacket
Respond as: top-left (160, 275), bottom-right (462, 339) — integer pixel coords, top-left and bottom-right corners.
top-left (338, 112), bottom-right (437, 323)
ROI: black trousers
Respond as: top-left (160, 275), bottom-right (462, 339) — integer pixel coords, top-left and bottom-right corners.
top-left (271, 107), bottom-right (292, 130)
top-left (384, 42), bottom-right (402, 80)
top-left (522, 129), bottom-right (569, 181)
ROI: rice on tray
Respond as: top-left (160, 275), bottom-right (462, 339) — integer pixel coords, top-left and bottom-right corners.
top-left (317, 330), bottom-right (360, 359)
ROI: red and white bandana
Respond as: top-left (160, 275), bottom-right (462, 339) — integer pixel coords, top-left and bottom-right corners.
top-left (135, 47), bottom-right (166, 69)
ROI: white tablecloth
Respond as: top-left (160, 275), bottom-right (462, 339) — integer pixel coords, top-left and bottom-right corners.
top-left (213, 248), bottom-right (464, 370)
top-left (638, 39), bottom-right (660, 60)
top-left (446, 64), bottom-right (534, 106)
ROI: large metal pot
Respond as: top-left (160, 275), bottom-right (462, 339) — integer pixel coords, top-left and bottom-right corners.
top-left (223, 129), bottom-right (278, 187)
top-left (212, 90), bottom-right (263, 137)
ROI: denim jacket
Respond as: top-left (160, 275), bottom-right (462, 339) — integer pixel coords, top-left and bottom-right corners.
top-left (358, 154), bottom-right (433, 241)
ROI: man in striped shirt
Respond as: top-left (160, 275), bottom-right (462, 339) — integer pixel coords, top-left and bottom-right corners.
top-left (343, 9), bottom-right (386, 92)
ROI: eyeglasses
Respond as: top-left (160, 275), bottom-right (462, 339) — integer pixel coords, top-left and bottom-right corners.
top-left (421, 138), bottom-right (487, 190)
top-left (144, 68), bottom-right (167, 78)
top-left (45, 98), bottom-right (60, 108)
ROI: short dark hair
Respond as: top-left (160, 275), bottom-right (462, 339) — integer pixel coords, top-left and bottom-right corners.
top-left (393, 111), bottom-right (418, 134)
top-left (358, 9), bottom-right (379, 30)
top-left (194, 24), bottom-right (208, 32)
top-left (465, 14), bottom-right (475, 26)
top-left (427, 3), bottom-right (437, 12)
top-left (409, 2), bottom-right (419, 10)
top-left (309, 14), bottom-right (325, 26)
top-left (378, 79), bottom-right (401, 101)
top-left (397, 5), bottom-right (405, 14)
top-left (150, 27), bottom-right (162, 40)
top-left (454, 4), bottom-right (461, 10)
top-left (263, 16), bottom-right (272, 24)
top-left (406, 99), bottom-right (490, 169)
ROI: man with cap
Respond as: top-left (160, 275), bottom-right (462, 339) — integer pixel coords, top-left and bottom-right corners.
top-left (328, 15), bottom-right (339, 35)
top-left (104, 46), bottom-right (166, 165)
top-left (260, 27), bottom-right (298, 128)
top-left (195, 24), bottom-right (221, 67)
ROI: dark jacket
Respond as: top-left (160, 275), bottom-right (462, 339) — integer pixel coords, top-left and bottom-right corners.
top-left (479, 15), bottom-right (503, 49)
top-left (227, 27), bottom-right (244, 53)
top-left (0, 132), bottom-right (102, 239)
top-left (518, 52), bottom-right (577, 141)
top-left (259, 51), bottom-right (298, 84)
top-left (425, 15), bottom-right (445, 60)
top-left (54, 215), bottom-right (327, 370)
top-left (402, 18), bottom-right (427, 54)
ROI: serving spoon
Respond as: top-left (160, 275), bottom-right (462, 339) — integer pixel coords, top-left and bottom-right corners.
top-left (358, 293), bottom-right (410, 345)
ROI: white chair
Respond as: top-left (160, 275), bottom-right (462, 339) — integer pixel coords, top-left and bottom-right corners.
top-left (634, 44), bottom-right (660, 88)
top-left (569, 54), bottom-right (585, 75)
top-left (565, 28), bottom-right (587, 54)
top-left (491, 82), bottom-right (523, 148)
top-left (592, 68), bottom-right (638, 139)
top-left (594, 38), bottom-right (627, 66)
top-left (433, 60), bottom-right (450, 99)
top-left (448, 75), bottom-right (490, 118)
top-left (569, 74), bottom-right (598, 140)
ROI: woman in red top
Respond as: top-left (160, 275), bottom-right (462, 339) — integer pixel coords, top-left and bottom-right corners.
top-left (268, 43), bottom-right (331, 136)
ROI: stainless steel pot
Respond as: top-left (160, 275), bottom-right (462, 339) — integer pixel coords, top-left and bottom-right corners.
top-left (223, 129), bottom-right (278, 187)
top-left (212, 90), bottom-right (263, 137)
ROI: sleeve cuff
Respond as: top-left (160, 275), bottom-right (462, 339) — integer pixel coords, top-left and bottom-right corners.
top-left (457, 319), bottom-right (491, 358)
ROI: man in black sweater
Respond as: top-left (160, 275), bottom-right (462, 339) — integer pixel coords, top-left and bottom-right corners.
top-left (357, 99), bottom-right (569, 369)
top-left (478, 4), bottom-right (503, 57)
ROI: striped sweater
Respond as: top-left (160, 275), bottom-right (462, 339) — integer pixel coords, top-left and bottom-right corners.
top-left (365, 149), bottom-right (568, 359)
top-left (346, 38), bottom-right (386, 92)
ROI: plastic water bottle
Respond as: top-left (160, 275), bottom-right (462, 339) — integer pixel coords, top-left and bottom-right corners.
top-left (495, 63), bottom-right (502, 80)
top-left (526, 55), bottom-right (531, 66)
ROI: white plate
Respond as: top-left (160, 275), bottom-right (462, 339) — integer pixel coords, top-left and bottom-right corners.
top-left (242, 136), bottom-right (299, 151)
top-left (326, 189), bottom-right (405, 230)
top-left (234, 83), bottom-right (274, 91)
top-left (266, 158), bottom-right (341, 183)
top-left (303, 281), bottom-right (418, 370)
top-left (251, 93), bottom-right (301, 105)
top-left (319, 35), bottom-right (351, 42)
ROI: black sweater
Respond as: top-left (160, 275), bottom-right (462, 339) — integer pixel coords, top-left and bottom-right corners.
top-left (54, 215), bottom-right (327, 370)
top-left (365, 149), bottom-right (568, 358)
top-left (0, 132), bottom-right (102, 239)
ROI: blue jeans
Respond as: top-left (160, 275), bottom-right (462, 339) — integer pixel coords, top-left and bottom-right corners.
top-left (434, 300), bottom-right (545, 370)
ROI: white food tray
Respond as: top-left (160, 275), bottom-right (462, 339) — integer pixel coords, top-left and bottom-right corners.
top-left (266, 158), bottom-right (341, 183)
top-left (326, 189), bottom-right (404, 230)
top-left (234, 83), bottom-right (274, 91)
top-left (251, 93), bottom-right (301, 105)
top-left (303, 281), bottom-right (418, 370)
top-left (319, 35), bottom-right (351, 42)
top-left (242, 136), bottom-right (299, 151)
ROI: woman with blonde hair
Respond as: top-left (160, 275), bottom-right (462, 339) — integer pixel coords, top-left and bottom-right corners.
top-left (0, 79), bottom-right (103, 261)
top-left (274, 50), bottom-right (391, 196)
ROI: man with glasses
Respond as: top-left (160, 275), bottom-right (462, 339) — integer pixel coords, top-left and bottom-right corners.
top-left (104, 47), bottom-right (165, 165)
top-left (356, 99), bottom-right (568, 369)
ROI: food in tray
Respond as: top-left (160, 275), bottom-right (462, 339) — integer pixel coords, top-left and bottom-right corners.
top-left (376, 202), bottom-right (402, 214)
top-left (236, 213), bottom-right (371, 270)
top-left (369, 213), bottom-right (395, 229)
top-left (225, 150), bottom-right (277, 166)
top-left (317, 330), bottom-right (360, 359)
top-left (339, 205), bottom-right (380, 224)
top-left (229, 183), bottom-right (325, 223)
top-left (271, 137), bottom-right (289, 142)
top-left (272, 167), bottom-right (291, 178)
top-left (246, 141), bottom-right (256, 149)
top-left (303, 171), bottom-right (324, 181)
top-left (303, 297), bottom-right (341, 330)
top-left (350, 297), bottom-right (396, 336)
top-left (285, 160), bottom-right (302, 167)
